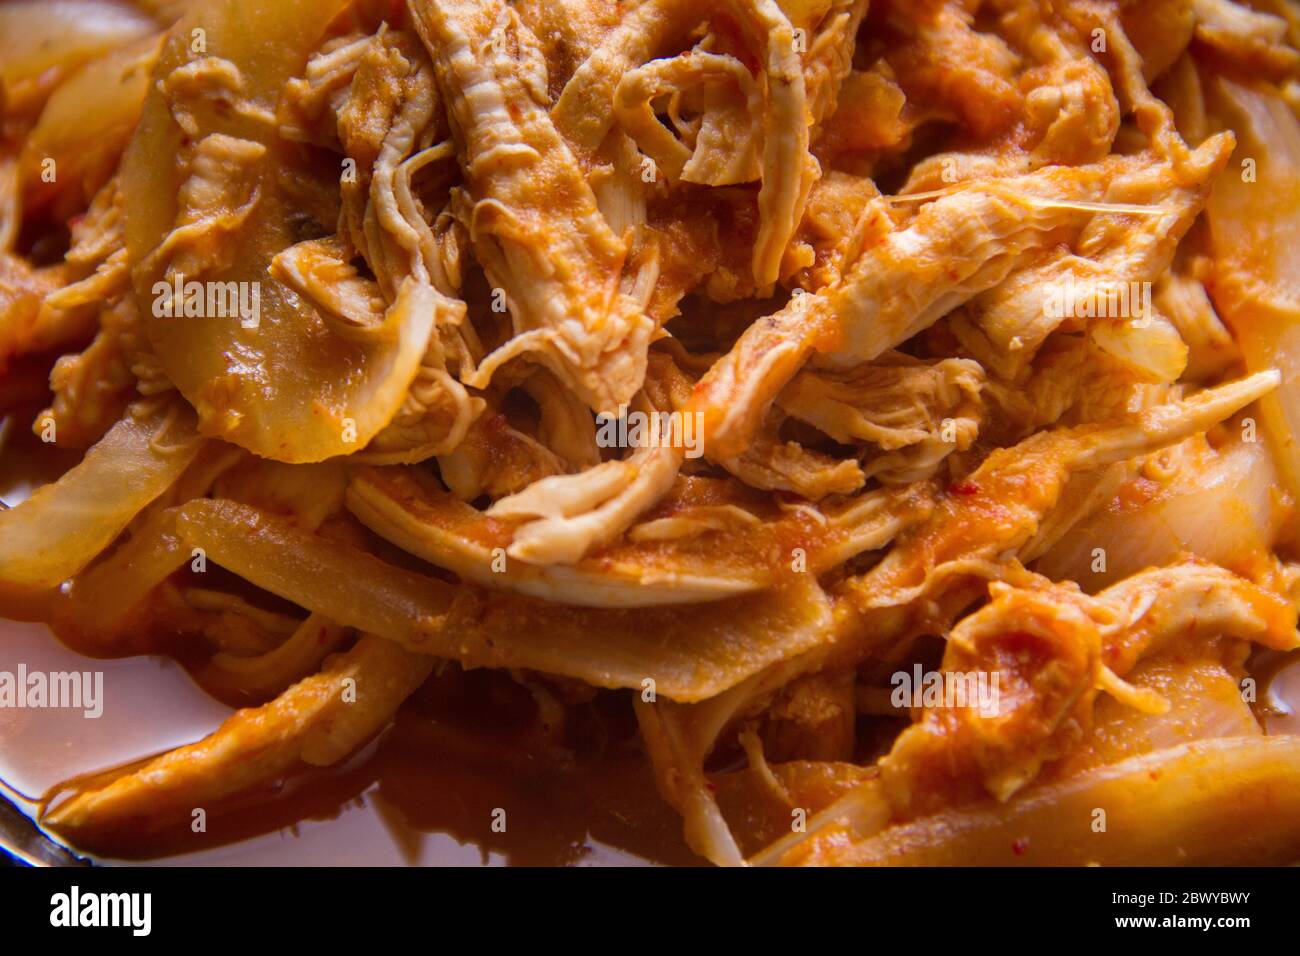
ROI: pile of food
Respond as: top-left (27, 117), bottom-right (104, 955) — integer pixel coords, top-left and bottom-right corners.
top-left (2, 0), bottom-right (1300, 865)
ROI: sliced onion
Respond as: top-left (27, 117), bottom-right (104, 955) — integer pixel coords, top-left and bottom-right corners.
top-left (167, 499), bottom-right (839, 701)
top-left (785, 736), bottom-right (1300, 865)
top-left (1035, 438), bottom-right (1285, 589)
top-left (1204, 76), bottom-right (1300, 500)
top-left (0, 401), bottom-right (203, 589)
top-left (0, 0), bottom-right (155, 90)
top-left (21, 34), bottom-right (163, 213)
top-left (123, 0), bottom-right (425, 463)
top-left (1047, 658), bottom-right (1261, 779)
top-left (173, 499), bottom-right (456, 646)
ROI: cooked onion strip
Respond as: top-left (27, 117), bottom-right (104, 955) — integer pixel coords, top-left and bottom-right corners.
top-left (98, 498), bottom-right (838, 701)
top-left (0, 399), bottom-right (202, 589)
top-left (124, 0), bottom-right (435, 463)
top-left (1204, 76), bottom-right (1300, 500)
top-left (779, 737), bottom-right (1300, 865)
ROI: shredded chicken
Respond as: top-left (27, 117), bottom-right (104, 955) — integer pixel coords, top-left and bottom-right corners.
top-left (879, 560), bottom-right (1299, 817)
top-left (412, 0), bottom-right (655, 413)
top-left (2, 0), bottom-right (1299, 872)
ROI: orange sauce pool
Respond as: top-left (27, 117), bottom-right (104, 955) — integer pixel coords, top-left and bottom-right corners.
top-left (0, 610), bottom-right (701, 866)
top-left (65, 678), bottom-right (701, 866)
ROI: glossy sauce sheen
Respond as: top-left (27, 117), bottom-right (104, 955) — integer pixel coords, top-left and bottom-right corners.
top-left (0, 609), bottom-right (700, 866)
